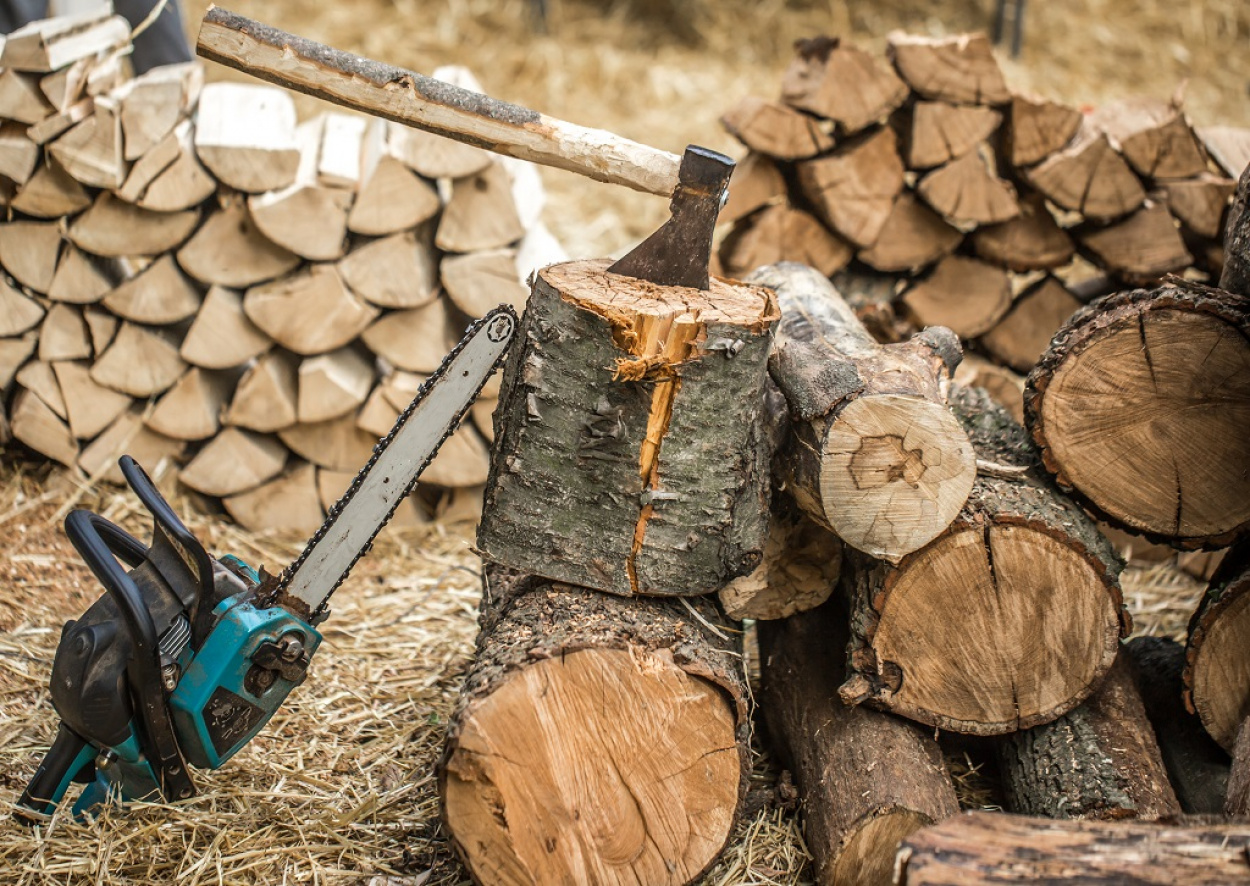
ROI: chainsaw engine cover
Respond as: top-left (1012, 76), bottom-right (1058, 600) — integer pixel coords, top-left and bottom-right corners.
top-left (170, 596), bottom-right (321, 770)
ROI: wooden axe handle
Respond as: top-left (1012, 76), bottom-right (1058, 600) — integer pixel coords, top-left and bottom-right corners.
top-left (196, 6), bottom-right (681, 197)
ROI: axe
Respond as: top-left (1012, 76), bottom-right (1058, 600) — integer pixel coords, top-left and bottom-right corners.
top-left (196, 7), bottom-right (732, 290)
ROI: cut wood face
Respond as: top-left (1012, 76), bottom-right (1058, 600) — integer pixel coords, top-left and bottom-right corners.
top-left (821, 395), bottom-right (976, 562)
top-left (886, 31), bottom-right (1010, 106)
top-left (721, 95), bottom-right (834, 161)
top-left (873, 525), bottom-right (1120, 732)
top-left (443, 648), bottom-right (739, 886)
top-left (981, 279), bottom-right (1082, 373)
top-left (858, 193), bottom-right (962, 272)
top-left (223, 462), bottom-right (325, 536)
top-left (781, 37), bottom-right (908, 134)
top-left (1192, 591), bottom-right (1250, 750)
top-left (835, 809), bottom-right (931, 886)
top-left (719, 204), bottom-right (853, 279)
top-left (797, 126), bottom-right (905, 247)
top-left (902, 255), bottom-right (1012, 338)
top-left (1042, 309), bottom-right (1250, 539)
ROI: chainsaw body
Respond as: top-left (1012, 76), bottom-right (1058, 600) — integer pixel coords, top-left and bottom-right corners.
top-left (18, 456), bottom-right (319, 819)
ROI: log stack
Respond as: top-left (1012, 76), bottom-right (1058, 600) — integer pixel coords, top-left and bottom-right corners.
top-left (0, 11), bottom-right (565, 533)
top-left (716, 31), bottom-right (1243, 429)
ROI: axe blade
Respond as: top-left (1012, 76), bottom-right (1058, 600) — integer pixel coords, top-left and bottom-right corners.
top-left (607, 146), bottom-right (734, 291)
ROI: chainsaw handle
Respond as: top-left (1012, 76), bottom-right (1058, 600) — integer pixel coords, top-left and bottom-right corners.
top-left (14, 722), bottom-right (95, 824)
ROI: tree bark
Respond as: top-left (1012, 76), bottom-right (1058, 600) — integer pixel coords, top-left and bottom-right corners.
top-left (1025, 280), bottom-right (1250, 549)
top-left (998, 654), bottom-right (1180, 820)
top-left (1221, 163), bottom-right (1250, 298)
top-left (1185, 540), bottom-right (1250, 751)
top-left (1124, 636), bottom-right (1229, 815)
top-left (839, 384), bottom-right (1128, 735)
top-left (760, 261), bottom-right (975, 563)
top-left (757, 599), bottom-right (958, 886)
top-left (439, 567), bottom-right (749, 886)
top-left (477, 259), bottom-right (778, 597)
top-left (896, 811), bottom-right (1250, 885)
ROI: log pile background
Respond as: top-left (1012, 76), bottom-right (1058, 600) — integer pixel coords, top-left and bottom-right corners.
top-left (0, 9), bottom-right (565, 534)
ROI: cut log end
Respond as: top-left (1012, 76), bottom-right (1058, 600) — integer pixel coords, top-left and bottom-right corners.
top-left (1186, 544), bottom-right (1250, 752)
top-left (1033, 289), bottom-right (1250, 544)
top-left (820, 394), bottom-right (975, 562)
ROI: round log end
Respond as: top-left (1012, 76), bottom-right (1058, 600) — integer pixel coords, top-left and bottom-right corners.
top-left (442, 648), bottom-right (741, 885)
top-left (868, 524), bottom-right (1121, 733)
top-left (835, 808), bottom-right (933, 886)
top-left (1036, 297), bottom-right (1250, 545)
top-left (1189, 588), bottom-right (1250, 751)
top-left (820, 394), bottom-right (976, 561)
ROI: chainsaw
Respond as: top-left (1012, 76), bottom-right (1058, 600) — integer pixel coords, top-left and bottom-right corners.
top-left (17, 7), bottom-right (735, 821)
top-left (15, 307), bottom-right (516, 820)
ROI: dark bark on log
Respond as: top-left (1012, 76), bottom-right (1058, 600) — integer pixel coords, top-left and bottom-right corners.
top-left (1125, 635), bottom-right (1230, 815)
top-left (757, 599), bottom-right (958, 886)
top-left (839, 385), bottom-right (1128, 735)
top-left (1227, 717), bottom-right (1250, 817)
top-left (756, 262), bottom-right (975, 563)
top-left (477, 259), bottom-right (779, 596)
top-left (1221, 163), bottom-right (1250, 298)
top-left (439, 567), bottom-right (749, 886)
top-left (897, 811), bottom-right (1250, 885)
top-left (997, 654), bottom-right (1180, 820)
top-left (1185, 540), bottom-right (1250, 751)
top-left (1025, 281), bottom-right (1250, 549)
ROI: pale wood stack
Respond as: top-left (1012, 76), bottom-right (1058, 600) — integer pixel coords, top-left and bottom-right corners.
top-left (716, 32), bottom-right (1247, 425)
top-left (0, 11), bottom-right (565, 533)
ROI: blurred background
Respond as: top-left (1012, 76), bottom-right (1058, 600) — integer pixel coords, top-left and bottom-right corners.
top-left (173, 0), bottom-right (1250, 259)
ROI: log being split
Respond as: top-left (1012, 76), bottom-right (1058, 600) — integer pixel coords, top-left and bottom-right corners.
top-left (757, 600), bottom-right (958, 886)
top-left (896, 811), bottom-right (1250, 885)
top-left (1125, 636), bottom-right (1229, 815)
top-left (1025, 280), bottom-right (1250, 549)
top-left (477, 259), bottom-right (778, 597)
top-left (439, 568), bottom-right (748, 886)
top-left (1185, 540), bottom-right (1250, 752)
top-left (997, 654), bottom-right (1180, 820)
top-left (758, 262), bottom-right (975, 563)
top-left (839, 385), bottom-right (1127, 735)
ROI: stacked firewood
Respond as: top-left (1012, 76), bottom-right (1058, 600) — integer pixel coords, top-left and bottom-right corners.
top-left (0, 10), bottom-right (564, 533)
top-left (716, 32), bottom-right (1250, 429)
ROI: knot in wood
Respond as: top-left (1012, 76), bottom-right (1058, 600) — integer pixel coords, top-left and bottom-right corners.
top-left (849, 434), bottom-right (930, 490)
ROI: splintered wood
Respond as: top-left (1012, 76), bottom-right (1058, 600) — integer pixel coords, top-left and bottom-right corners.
top-left (477, 259), bottom-right (778, 597)
top-left (0, 20), bottom-right (564, 533)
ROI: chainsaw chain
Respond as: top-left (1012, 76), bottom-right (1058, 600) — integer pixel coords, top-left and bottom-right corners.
top-left (265, 305), bottom-right (518, 620)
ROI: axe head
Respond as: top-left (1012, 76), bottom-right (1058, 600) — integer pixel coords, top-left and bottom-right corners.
top-left (607, 145), bottom-right (734, 291)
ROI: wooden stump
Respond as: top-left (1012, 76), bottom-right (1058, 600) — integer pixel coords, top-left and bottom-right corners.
top-left (477, 259), bottom-right (779, 597)
top-left (1185, 541), bottom-right (1250, 751)
top-left (760, 262), bottom-right (976, 562)
top-left (757, 600), bottom-right (958, 886)
top-left (1025, 281), bottom-right (1250, 548)
top-left (838, 385), bottom-right (1127, 735)
top-left (440, 569), bottom-right (748, 886)
top-left (1125, 636), bottom-right (1229, 815)
top-left (998, 655), bottom-right (1180, 820)
top-left (896, 812), bottom-right (1250, 885)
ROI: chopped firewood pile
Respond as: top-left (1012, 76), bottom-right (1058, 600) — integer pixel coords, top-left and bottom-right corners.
top-left (0, 9), bottom-right (565, 536)
top-left (4, 7), bottom-right (1250, 886)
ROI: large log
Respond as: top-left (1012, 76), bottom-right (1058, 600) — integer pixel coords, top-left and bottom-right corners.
top-left (896, 812), bottom-right (1250, 885)
top-left (757, 600), bottom-right (958, 886)
top-left (760, 262), bottom-right (975, 562)
top-left (1125, 636), bottom-right (1229, 815)
top-left (477, 259), bottom-right (778, 597)
top-left (998, 655), bottom-right (1180, 820)
top-left (1185, 541), bottom-right (1250, 752)
top-left (440, 568), bottom-right (749, 886)
top-left (839, 385), bottom-right (1127, 735)
top-left (1024, 281), bottom-right (1250, 548)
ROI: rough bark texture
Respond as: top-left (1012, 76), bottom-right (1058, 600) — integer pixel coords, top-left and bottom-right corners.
top-left (439, 568), bottom-right (750, 886)
top-left (1184, 540), bottom-right (1250, 751)
top-left (839, 385), bottom-right (1128, 735)
top-left (1222, 163), bottom-right (1250, 298)
top-left (1227, 716), bottom-right (1250, 817)
top-left (1024, 281), bottom-right (1250, 549)
top-left (998, 654), bottom-right (1181, 820)
top-left (897, 811), bottom-right (1250, 885)
top-left (477, 259), bottom-right (778, 597)
top-left (757, 600), bottom-right (959, 886)
top-left (1125, 635), bottom-right (1230, 815)
top-left (758, 262), bottom-right (975, 564)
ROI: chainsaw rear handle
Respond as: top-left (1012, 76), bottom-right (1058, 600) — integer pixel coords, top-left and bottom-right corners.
top-left (62, 507), bottom-right (196, 805)
top-left (14, 723), bottom-right (96, 822)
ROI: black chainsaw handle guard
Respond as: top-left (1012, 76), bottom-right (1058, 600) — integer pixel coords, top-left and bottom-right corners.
top-left (14, 721), bottom-right (93, 822)
top-left (63, 508), bottom-right (196, 804)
